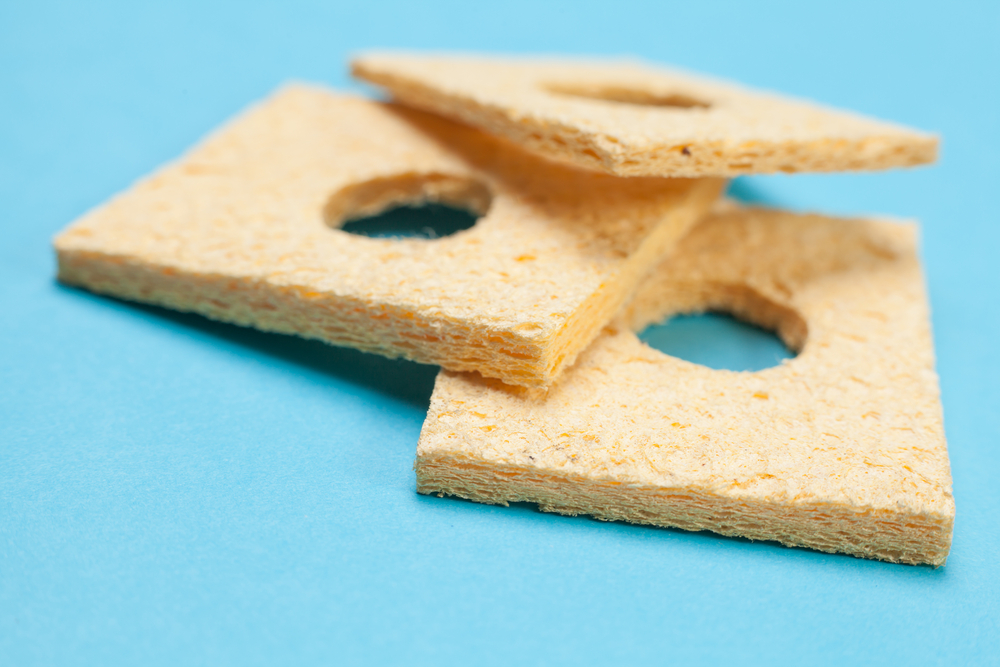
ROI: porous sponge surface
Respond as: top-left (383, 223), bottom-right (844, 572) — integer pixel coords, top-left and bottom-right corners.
top-left (353, 53), bottom-right (938, 178)
top-left (417, 206), bottom-right (954, 565)
top-left (54, 84), bottom-right (723, 387)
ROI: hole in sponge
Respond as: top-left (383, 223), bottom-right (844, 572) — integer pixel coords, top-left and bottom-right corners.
top-left (639, 312), bottom-right (796, 372)
top-left (326, 173), bottom-right (491, 239)
top-left (340, 203), bottom-right (479, 239)
top-left (545, 83), bottom-right (710, 109)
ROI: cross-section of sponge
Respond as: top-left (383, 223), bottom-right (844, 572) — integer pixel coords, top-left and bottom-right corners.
top-left (416, 205), bottom-right (954, 565)
top-left (54, 84), bottom-right (724, 388)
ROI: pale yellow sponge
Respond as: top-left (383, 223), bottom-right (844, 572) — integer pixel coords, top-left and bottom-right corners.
top-left (417, 205), bottom-right (954, 565)
top-left (54, 84), bottom-right (724, 388)
top-left (353, 52), bottom-right (938, 178)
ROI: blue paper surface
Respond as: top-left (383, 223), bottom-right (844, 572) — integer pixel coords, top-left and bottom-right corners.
top-left (2, 1), bottom-right (997, 664)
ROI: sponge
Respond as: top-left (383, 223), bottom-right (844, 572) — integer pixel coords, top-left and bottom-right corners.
top-left (54, 84), bottom-right (723, 388)
top-left (353, 52), bottom-right (938, 178)
top-left (416, 205), bottom-right (954, 565)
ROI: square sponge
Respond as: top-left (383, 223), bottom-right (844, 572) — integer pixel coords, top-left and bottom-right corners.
top-left (353, 52), bottom-right (938, 178)
top-left (416, 205), bottom-right (954, 565)
top-left (55, 84), bottom-right (724, 388)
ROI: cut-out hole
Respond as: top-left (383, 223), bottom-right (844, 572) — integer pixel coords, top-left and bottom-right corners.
top-left (325, 173), bottom-right (491, 239)
top-left (639, 312), bottom-right (795, 372)
top-left (545, 83), bottom-right (711, 109)
top-left (340, 203), bottom-right (479, 239)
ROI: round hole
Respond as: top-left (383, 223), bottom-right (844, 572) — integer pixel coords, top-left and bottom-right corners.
top-left (325, 173), bottom-right (491, 240)
top-left (639, 312), bottom-right (795, 372)
top-left (545, 83), bottom-right (711, 109)
top-left (340, 203), bottom-right (479, 239)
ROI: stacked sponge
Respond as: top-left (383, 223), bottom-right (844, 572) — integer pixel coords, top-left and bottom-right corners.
top-left (54, 53), bottom-right (953, 565)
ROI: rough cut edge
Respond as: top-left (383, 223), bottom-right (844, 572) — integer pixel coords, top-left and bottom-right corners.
top-left (353, 60), bottom-right (939, 178)
top-left (416, 454), bottom-right (953, 567)
top-left (56, 251), bottom-right (536, 372)
top-left (55, 179), bottom-right (722, 388)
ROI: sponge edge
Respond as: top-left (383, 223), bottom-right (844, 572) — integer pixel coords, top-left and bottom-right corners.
top-left (416, 206), bottom-right (954, 566)
top-left (352, 52), bottom-right (938, 178)
top-left (53, 84), bottom-right (724, 388)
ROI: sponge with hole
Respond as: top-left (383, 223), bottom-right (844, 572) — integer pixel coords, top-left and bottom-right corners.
top-left (352, 52), bottom-right (938, 178)
top-left (416, 205), bottom-right (954, 565)
top-left (53, 84), bottom-right (724, 388)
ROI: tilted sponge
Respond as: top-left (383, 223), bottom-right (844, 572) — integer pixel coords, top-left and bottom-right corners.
top-left (353, 52), bottom-right (938, 178)
top-left (416, 205), bottom-right (954, 565)
top-left (54, 84), bottom-right (724, 388)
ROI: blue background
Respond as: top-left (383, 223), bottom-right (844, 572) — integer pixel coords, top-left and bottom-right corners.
top-left (2, 1), bottom-right (998, 664)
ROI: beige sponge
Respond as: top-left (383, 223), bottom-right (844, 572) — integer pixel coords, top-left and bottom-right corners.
top-left (352, 52), bottom-right (938, 178)
top-left (54, 84), bottom-right (724, 388)
top-left (416, 205), bottom-right (954, 565)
